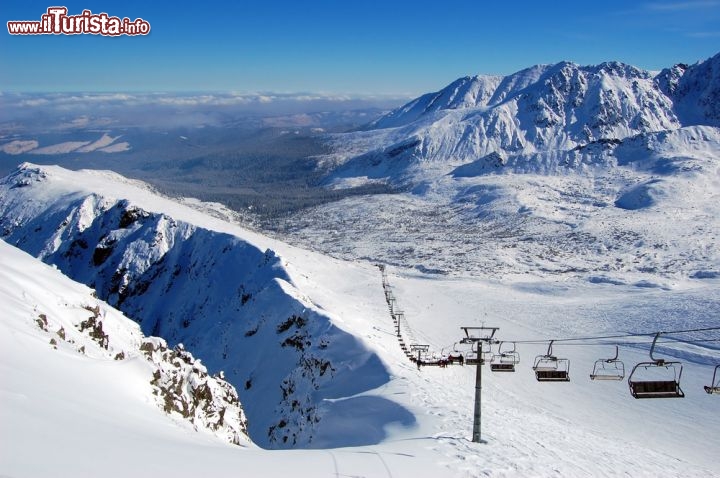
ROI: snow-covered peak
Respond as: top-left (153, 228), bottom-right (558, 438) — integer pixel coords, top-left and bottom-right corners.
top-left (368, 59), bottom-right (665, 132)
top-left (661, 51), bottom-right (720, 126)
top-left (367, 64), bottom-right (573, 131)
top-left (367, 74), bottom-right (504, 129)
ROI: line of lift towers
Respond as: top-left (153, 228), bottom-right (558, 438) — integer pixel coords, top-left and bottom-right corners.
top-left (378, 265), bottom-right (720, 444)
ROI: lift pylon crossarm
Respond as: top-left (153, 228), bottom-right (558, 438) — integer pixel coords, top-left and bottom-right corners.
top-left (461, 326), bottom-right (499, 341)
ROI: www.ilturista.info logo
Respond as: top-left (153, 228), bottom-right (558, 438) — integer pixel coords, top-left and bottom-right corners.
top-left (7, 7), bottom-right (150, 36)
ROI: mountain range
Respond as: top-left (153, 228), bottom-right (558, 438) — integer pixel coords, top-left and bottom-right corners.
top-left (327, 51), bottom-right (719, 183)
top-left (267, 52), bottom-right (720, 283)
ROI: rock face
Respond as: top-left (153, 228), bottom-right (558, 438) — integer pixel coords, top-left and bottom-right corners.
top-left (25, 272), bottom-right (249, 446)
top-left (658, 52), bottom-right (720, 127)
top-left (143, 339), bottom-right (248, 445)
top-left (0, 164), bottom-right (402, 449)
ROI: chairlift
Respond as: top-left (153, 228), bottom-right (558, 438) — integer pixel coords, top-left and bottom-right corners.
top-left (446, 342), bottom-right (465, 365)
top-left (452, 341), bottom-right (473, 355)
top-left (453, 341), bottom-right (477, 364)
top-left (465, 350), bottom-right (484, 366)
top-left (463, 346), bottom-right (489, 366)
top-left (704, 365), bottom-right (720, 395)
top-left (533, 341), bottom-right (570, 382)
top-left (410, 344), bottom-right (431, 367)
top-left (628, 333), bottom-right (684, 399)
top-left (490, 342), bottom-right (520, 372)
top-left (590, 345), bottom-right (625, 381)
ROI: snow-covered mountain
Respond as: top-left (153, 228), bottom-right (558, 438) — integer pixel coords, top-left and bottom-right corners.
top-left (658, 54), bottom-right (720, 126)
top-left (266, 53), bottom-right (720, 282)
top-left (280, 122), bottom-right (720, 282)
top-left (0, 163), bottom-right (408, 449)
top-left (0, 236), bottom-right (444, 477)
top-left (329, 52), bottom-right (720, 183)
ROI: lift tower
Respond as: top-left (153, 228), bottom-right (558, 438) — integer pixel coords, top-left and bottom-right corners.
top-left (459, 326), bottom-right (499, 443)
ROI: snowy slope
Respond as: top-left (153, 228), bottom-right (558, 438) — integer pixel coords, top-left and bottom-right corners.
top-left (2, 232), bottom-right (719, 477)
top-left (0, 239), bottom-right (444, 478)
top-left (0, 163), bottom-right (411, 449)
top-left (0, 238), bottom-right (251, 459)
top-left (277, 125), bottom-right (720, 284)
top-left (1, 165), bottom-right (719, 476)
top-left (366, 74), bottom-right (505, 129)
top-left (658, 52), bottom-right (720, 127)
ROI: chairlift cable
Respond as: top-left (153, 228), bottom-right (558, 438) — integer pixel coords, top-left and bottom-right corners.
top-left (518, 338), bottom-right (720, 347)
top-left (505, 326), bottom-right (720, 346)
top-left (377, 265), bottom-right (720, 383)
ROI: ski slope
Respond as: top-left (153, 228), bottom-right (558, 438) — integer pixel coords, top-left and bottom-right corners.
top-left (1, 164), bottom-right (719, 477)
top-left (290, 259), bottom-right (720, 476)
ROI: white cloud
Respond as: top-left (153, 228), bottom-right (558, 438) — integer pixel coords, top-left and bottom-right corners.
top-left (686, 31), bottom-right (720, 37)
top-left (1, 139), bottom-right (38, 155)
top-left (644, 0), bottom-right (720, 11)
top-left (0, 91), bottom-right (410, 128)
top-left (19, 98), bottom-right (49, 107)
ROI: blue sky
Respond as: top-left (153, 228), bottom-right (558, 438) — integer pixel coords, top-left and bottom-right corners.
top-left (1, 0), bottom-right (719, 95)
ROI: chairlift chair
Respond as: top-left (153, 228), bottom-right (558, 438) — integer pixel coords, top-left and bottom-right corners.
top-left (490, 342), bottom-right (520, 372)
top-left (465, 350), bottom-right (484, 366)
top-left (453, 341), bottom-right (476, 364)
top-left (704, 365), bottom-right (720, 395)
top-left (590, 346), bottom-right (625, 381)
top-left (533, 341), bottom-right (570, 382)
top-left (458, 327), bottom-right (498, 365)
top-left (446, 342), bottom-right (465, 365)
top-left (463, 347), bottom-right (489, 366)
top-left (628, 333), bottom-right (684, 399)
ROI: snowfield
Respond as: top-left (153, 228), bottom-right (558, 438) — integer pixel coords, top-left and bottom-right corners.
top-left (1, 163), bottom-right (719, 477)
